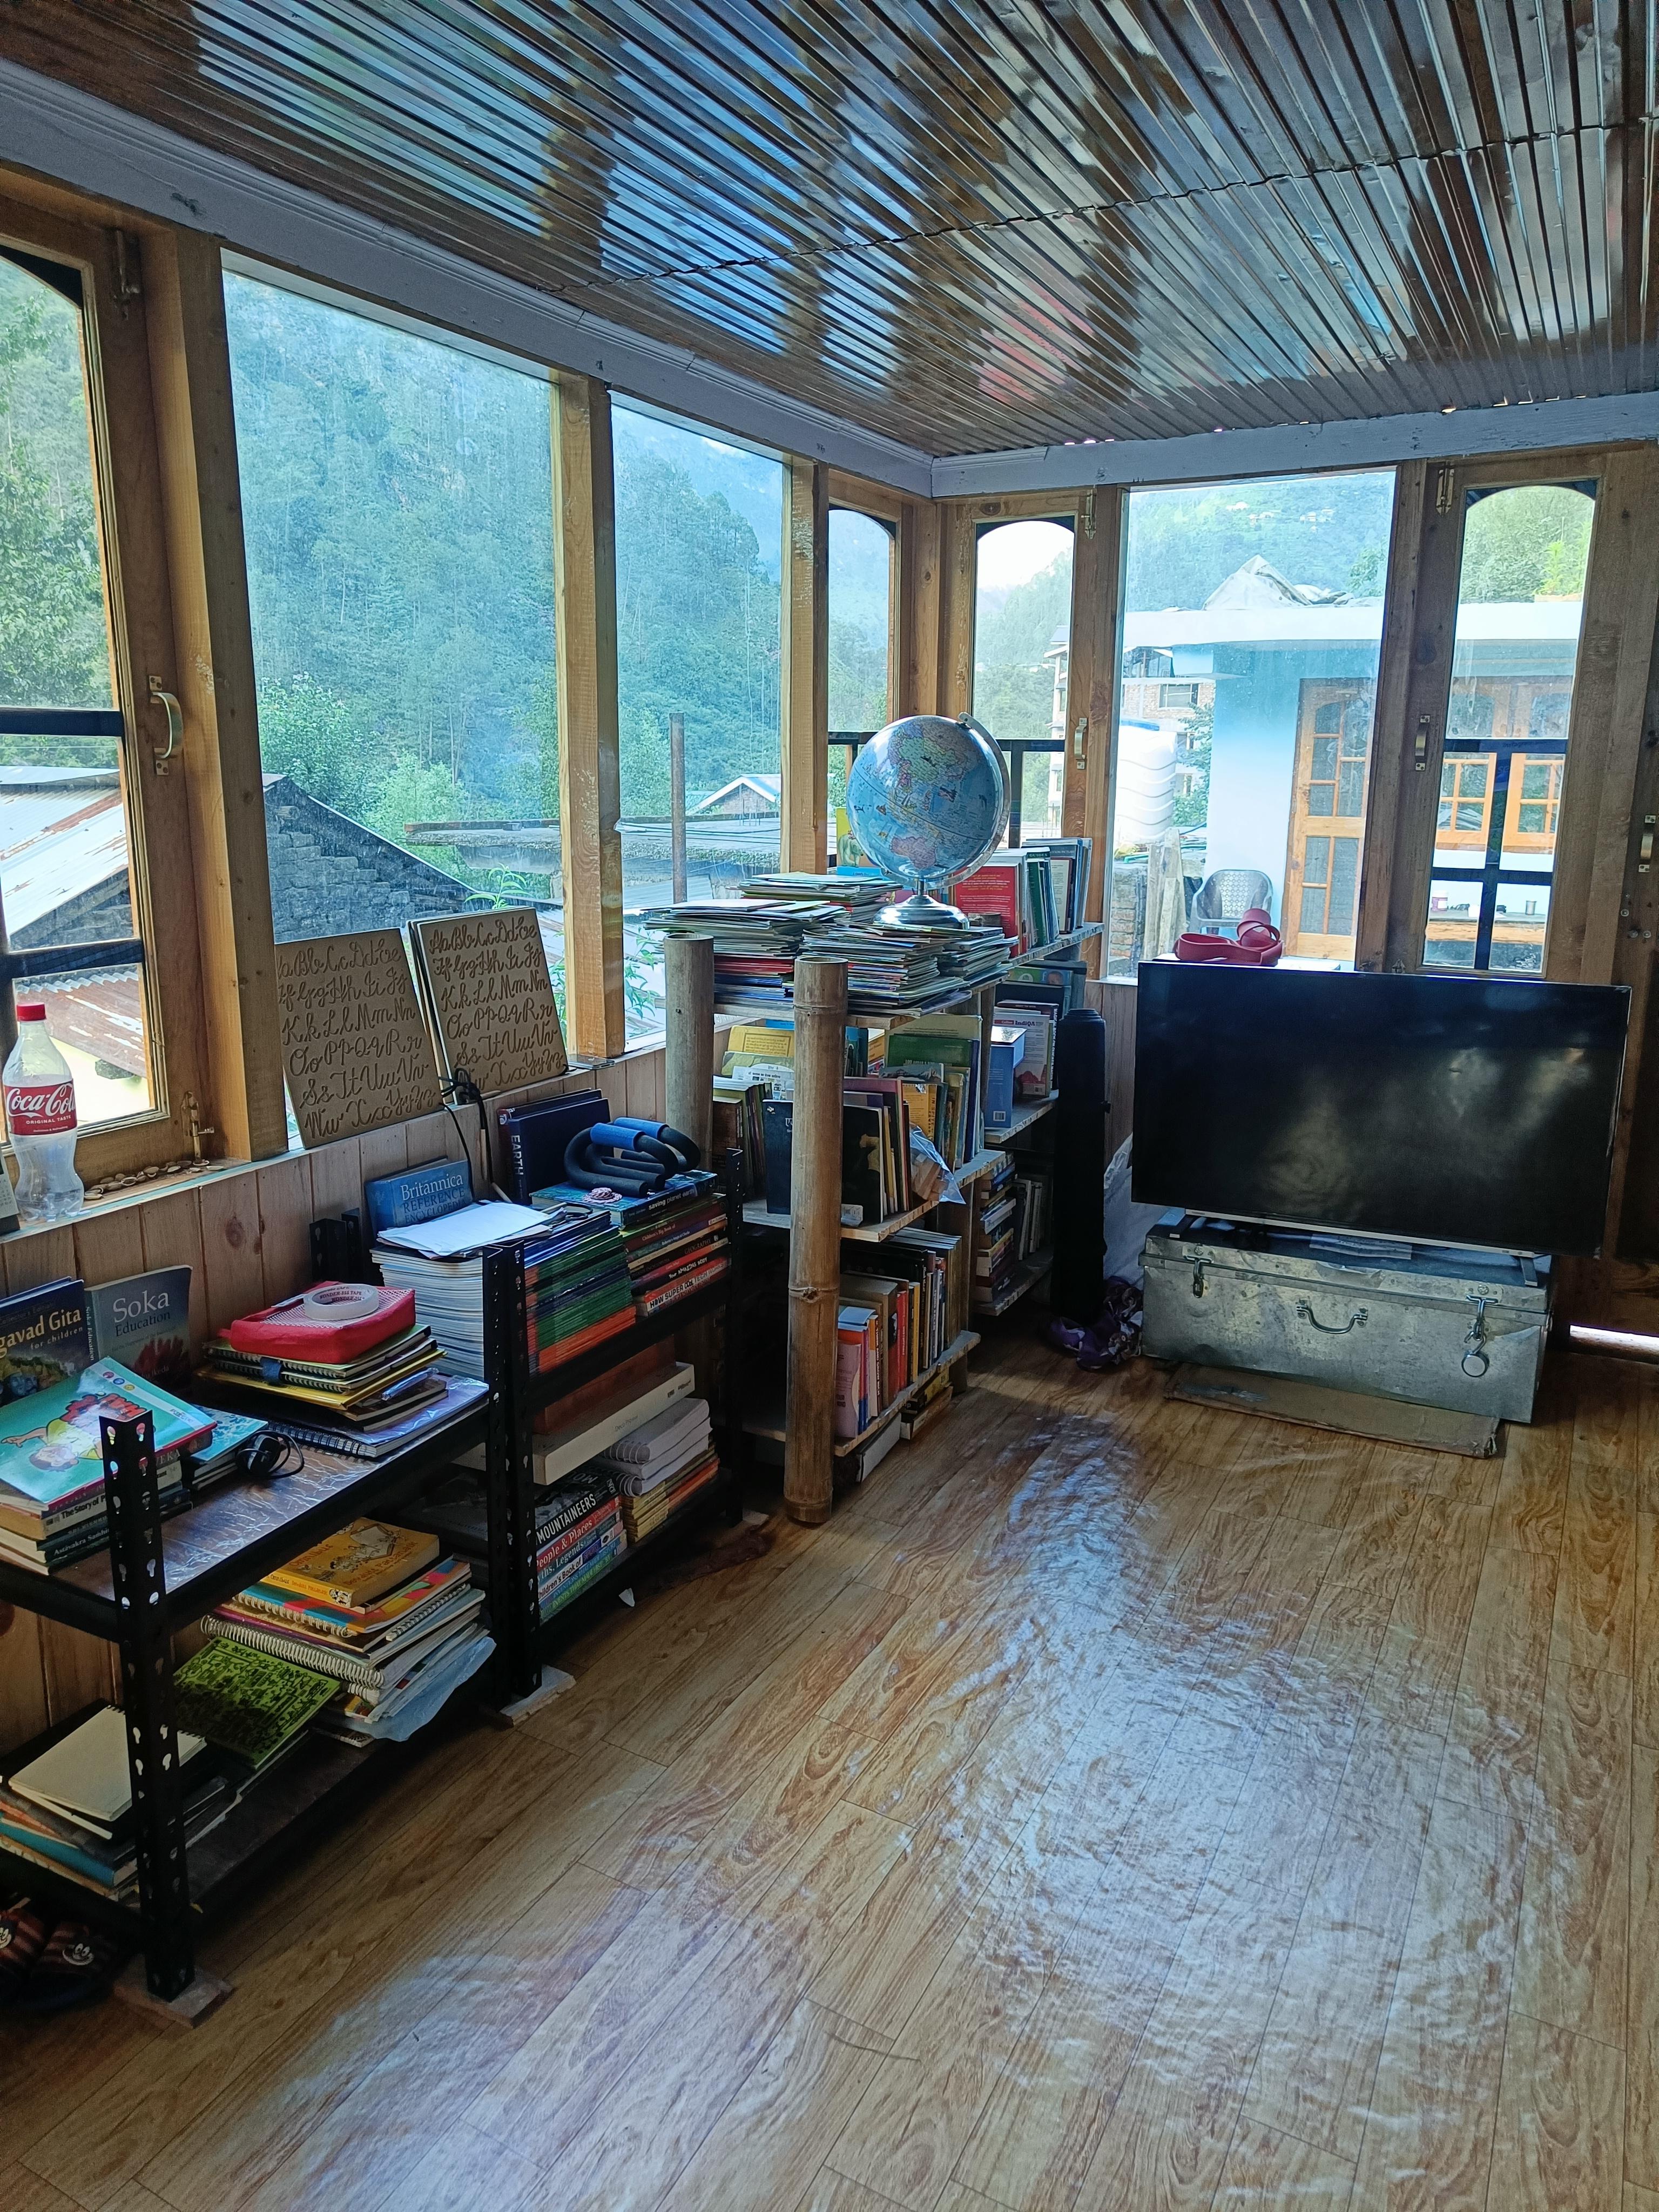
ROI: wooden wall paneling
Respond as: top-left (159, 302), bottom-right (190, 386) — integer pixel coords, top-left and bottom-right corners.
top-left (71, 1206), bottom-right (146, 1292)
top-left (552, 374), bottom-right (625, 1062)
top-left (138, 1184), bottom-right (211, 1353)
top-left (1087, 979), bottom-right (1139, 1162)
top-left (906, 500), bottom-right (943, 718)
top-left (358, 1122), bottom-right (410, 1189)
top-left (623, 1050), bottom-right (661, 1122)
top-left (0, 1606), bottom-right (49, 1756)
top-left (308, 1135), bottom-right (366, 1225)
top-left (781, 456), bottom-right (830, 873)
top-left (255, 1152), bottom-right (313, 1304)
top-left (197, 1171), bottom-right (266, 1335)
top-left (4, 1228), bottom-right (78, 1295)
top-left (825, 469), bottom-right (907, 525)
top-left (141, 227), bottom-right (287, 1161)
top-left (1548, 446), bottom-right (1659, 986)
top-left (1354, 462), bottom-right (1429, 973)
top-left (941, 506), bottom-right (979, 718)
top-left (1607, 599), bottom-right (1659, 1268)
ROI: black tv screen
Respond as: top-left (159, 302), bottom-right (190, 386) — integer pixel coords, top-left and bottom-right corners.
top-left (1131, 966), bottom-right (1629, 1255)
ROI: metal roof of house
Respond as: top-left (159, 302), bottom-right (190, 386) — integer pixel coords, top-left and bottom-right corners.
top-left (0, 768), bottom-right (127, 936)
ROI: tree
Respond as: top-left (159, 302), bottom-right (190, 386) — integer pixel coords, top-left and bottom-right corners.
top-left (1459, 484), bottom-right (1591, 603)
top-left (0, 261), bottom-right (112, 725)
top-left (1125, 474), bottom-right (1393, 610)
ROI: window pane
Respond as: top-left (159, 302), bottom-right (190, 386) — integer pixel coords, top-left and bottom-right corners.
top-left (0, 258), bottom-right (152, 1130)
top-left (1425, 878), bottom-right (1479, 967)
top-left (613, 403), bottom-right (783, 1042)
top-left (224, 273), bottom-right (563, 1023)
top-left (1421, 482), bottom-right (1592, 967)
top-left (827, 509), bottom-right (892, 857)
top-left (1107, 470), bottom-right (1394, 972)
top-left (972, 518), bottom-right (1073, 841)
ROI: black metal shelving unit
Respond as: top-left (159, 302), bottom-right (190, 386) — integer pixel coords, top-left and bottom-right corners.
top-left (0, 1158), bottom-right (745, 2003)
top-left (482, 1158), bottom-right (744, 1703)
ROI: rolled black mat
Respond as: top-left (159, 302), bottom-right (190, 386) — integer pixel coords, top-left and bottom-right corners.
top-left (1049, 1005), bottom-right (1108, 1324)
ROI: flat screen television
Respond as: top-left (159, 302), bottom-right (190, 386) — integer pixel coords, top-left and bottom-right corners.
top-left (1131, 966), bottom-right (1629, 1255)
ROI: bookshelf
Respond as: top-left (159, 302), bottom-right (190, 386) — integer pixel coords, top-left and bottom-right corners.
top-left (0, 1162), bottom-right (744, 2009)
top-left (988, 1092), bottom-right (1057, 1146)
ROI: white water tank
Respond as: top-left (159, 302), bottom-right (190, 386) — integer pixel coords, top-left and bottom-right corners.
top-left (1114, 720), bottom-right (1177, 844)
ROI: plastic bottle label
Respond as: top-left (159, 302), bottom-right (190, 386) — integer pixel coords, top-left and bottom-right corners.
top-left (5, 1081), bottom-right (76, 1136)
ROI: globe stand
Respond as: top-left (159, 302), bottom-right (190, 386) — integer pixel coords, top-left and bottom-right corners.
top-left (879, 887), bottom-right (972, 932)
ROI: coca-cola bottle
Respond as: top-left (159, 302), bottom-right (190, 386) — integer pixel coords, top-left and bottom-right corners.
top-left (4, 1002), bottom-right (83, 1224)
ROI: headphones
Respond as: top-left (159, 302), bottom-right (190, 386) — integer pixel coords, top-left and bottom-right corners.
top-left (563, 1117), bottom-right (702, 1195)
top-left (234, 1429), bottom-right (305, 1483)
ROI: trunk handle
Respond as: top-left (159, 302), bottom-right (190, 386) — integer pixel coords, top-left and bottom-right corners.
top-left (1296, 1299), bottom-right (1368, 1334)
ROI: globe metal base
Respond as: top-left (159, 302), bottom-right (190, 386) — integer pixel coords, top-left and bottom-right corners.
top-left (878, 889), bottom-right (972, 932)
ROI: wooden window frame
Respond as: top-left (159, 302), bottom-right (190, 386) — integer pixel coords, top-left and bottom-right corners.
top-left (0, 186), bottom-right (231, 1181)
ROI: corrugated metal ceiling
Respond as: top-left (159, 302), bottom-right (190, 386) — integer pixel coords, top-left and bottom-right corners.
top-left (3, 1), bottom-right (1654, 453)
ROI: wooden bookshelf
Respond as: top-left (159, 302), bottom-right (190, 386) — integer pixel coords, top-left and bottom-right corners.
top-left (744, 1326), bottom-right (980, 1457)
top-left (987, 1091), bottom-right (1057, 1145)
top-left (974, 1246), bottom-right (1054, 1317)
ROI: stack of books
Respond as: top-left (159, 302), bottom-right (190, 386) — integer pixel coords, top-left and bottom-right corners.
top-left (973, 1153), bottom-right (1026, 1308)
top-left (595, 1397), bottom-right (719, 1545)
top-left (201, 1519), bottom-right (491, 1746)
top-left (531, 1467), bottom-right (625, 1620)
top-left (0, 1703), bottom-right (232, 1902)
top-left (0, 1359), bottom-right (212, 1576)
top-left (637, 898), bottom-right (841, 1010)
top-left (172, 1635), bottom-right (340, 1774)
top-left (200, 1288), bottom-right (449, 1436)
top-left (534, 1175), bottom-right (729, 1323)
top-left (740, 871), bottom-right (900, 915)
top-left (374, 1202), bottom-right (635, 1381)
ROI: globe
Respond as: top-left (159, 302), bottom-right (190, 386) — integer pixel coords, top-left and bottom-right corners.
top-left (844, 714), bottom-right (1010, 913)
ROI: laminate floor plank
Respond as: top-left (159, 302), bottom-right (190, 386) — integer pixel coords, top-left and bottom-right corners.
top-left (1626, 1744), bottom-right (1659, 2190)
top-left (1487, 2012), bottom-right (1623, 2212)
top-left (1512, 1660), bottom-right (1632, 2047)
top-left (5, 1344), bottom-right (1614, 2212)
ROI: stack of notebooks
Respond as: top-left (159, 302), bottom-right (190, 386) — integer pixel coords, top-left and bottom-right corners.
top-left (637, 897), bottom-right (842, 1010)
top-left (0, 1359), bottom-right (212, 1576)
top-left (792, 909), bottom-right (1009, 1019)
top-left (201, 1519), bottom-right (491, 1746)
top-left (595, 1397), bottom-right (719, 1545)
top-left (532, 1175), bottom-right (729, 1322)
top-left (0, 1703), bottom-right (232, 1902)
top-left (740, 871), bottom-right (900, 916)
top-left (374, 1201), bottom-right (635, 1381)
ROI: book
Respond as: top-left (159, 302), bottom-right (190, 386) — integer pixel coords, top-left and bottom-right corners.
top-left (0, 1360), bottom-right (211, 1510)
top-left (455, 1358), bottom-right (693, 1483)
top-left (230, 1557), bottom-right (474, 1642)
top-left (172, 1638), bottom-right (338, 1770)
top-left (87, 1267), bottom-right (192, 1383)
top-left (205, 1587), bottom-right (485, 1691)
top-left (408, 908), bottom-right (569, 1098)
top-left (261, 1375), bottom-right (488, 1459)
top-left (498, 1090), bottom-right (608, 1205)
top-left (264, 1519), bottom-right (441, 1608)
top-left (10, 1703), bottom-right (206, 1837)
top-left (363, 1155), bottom-right (475, 1235)
top-left (0, 1276), bottom-right (92, 1400)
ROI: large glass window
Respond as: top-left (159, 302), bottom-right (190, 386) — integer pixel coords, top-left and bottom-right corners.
top-left (613, 402), bottom-right (783, 1041)
top-left (827, 507), bottom-right (893, 865)
top-left (1422, 482), bottom-right (1593, 974)
top-left (972, 518), bottom-right (1073, 840)
top-left (223, 272), bottom-right (563, 1004)
top-left (1106, 471), bottom-right (1395, 975)
top-left (0, 251), bottom-right (152, 1129)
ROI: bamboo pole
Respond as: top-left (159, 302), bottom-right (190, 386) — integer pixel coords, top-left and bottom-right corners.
top-left (785, 956), bottom-right (847, 1524)
top-left (669, 712), bottom-right (688, 902)
top-left (663, 933), bottom-right (714, 1168)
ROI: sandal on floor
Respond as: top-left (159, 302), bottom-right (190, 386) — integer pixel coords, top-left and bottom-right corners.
top-left (16, 1919), bottom-right (126, 2013)
top-left (0, 1898), bottom-right (49, 2005)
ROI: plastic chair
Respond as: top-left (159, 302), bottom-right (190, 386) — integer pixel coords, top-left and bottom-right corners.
top-left (1192, 868), bottom-right (1273, 931)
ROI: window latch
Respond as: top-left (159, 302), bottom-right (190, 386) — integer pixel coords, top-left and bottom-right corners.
top-left (1640, 815), bottom-right (1655, 874)
top-left (1413, 713), bottom-right (1432, 771)
top-left (148, 678), bottom-right (182, 774)
top-left (1072, 714), bottom-right (1087, 763)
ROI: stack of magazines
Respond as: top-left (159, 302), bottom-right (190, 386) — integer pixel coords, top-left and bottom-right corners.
top-left (202, 1519), bottom-right (491, 1745)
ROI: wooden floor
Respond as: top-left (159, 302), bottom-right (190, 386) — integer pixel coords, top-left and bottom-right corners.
top-left (4, 1332), bottom-right (1656, 2212)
